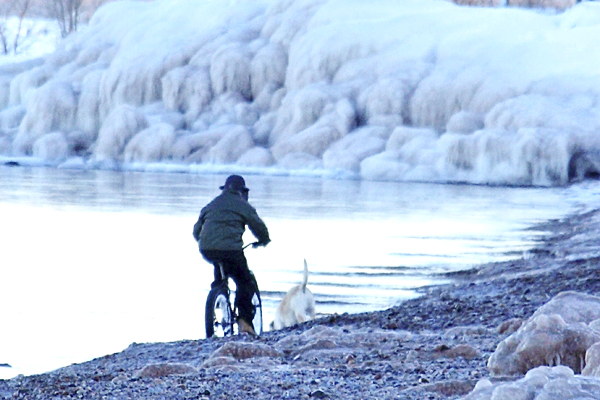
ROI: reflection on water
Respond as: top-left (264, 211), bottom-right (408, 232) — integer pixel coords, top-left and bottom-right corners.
top-left (0, 166), bottom-right (583, 378)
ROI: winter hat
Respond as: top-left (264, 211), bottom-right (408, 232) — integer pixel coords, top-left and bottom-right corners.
top-left (220, 175), bottom-right (249, 192)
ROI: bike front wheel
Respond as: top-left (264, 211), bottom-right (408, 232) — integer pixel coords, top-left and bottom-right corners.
top-left (251, 289), bottom-right (263, 335)
top-left (205, 285), bottom-right (233, 338)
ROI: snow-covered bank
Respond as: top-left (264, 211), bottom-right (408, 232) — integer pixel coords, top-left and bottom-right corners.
top-left (1, 0), bottom-right (600, 186)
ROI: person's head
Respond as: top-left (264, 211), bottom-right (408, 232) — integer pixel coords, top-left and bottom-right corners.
top-left (220, 175), bottom-right (249, 199)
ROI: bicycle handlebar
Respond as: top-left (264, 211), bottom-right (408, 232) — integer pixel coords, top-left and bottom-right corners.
top-left (243, 241), bottom-right (267, 250)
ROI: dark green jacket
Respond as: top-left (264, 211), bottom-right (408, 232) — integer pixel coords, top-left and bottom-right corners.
top-left (193, 189), bottom-right (270, 251)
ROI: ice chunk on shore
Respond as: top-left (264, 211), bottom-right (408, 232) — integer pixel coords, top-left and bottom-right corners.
top-left (488, 291), bottom-right (600, 376)
top-left (463, 365), bottom-right (600, 400)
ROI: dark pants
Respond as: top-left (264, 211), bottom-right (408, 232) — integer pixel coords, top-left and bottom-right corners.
top-left (200, 249), bottom-right (257, 324)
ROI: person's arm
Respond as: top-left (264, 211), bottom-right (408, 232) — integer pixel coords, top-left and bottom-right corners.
top-left (192, 210), bottom-right (205, 242)
top-left (244, 205), bottom-right (270, 245)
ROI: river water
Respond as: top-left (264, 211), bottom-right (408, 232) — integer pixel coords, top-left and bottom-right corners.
top-left (0, 165), bottom-right (598, 379)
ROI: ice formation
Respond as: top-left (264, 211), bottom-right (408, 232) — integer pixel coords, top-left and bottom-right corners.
top-left (463, 365), bottom-right (600, 400)
top-left (1, 0), bottom-right (600, 186)
top-left (488, 291), bottom-right (600, 376)
top-left (583, 340), bottom-right (600, 377)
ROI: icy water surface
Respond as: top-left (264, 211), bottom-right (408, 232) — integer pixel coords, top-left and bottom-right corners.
top-left (0, 166), bottom-right (594, 379)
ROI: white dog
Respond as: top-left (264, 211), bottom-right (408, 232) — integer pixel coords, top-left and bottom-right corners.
top-left (270, 260), bottom-right (316, 330)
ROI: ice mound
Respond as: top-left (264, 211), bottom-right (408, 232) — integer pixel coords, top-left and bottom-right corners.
top-left (583, 341), bottom-right (600, 377)
top-left (488, 291), bottom-right (600, 376)
top-left (453, 0), bottom-right (577, 10)
top-left (463, 365), bottom-right (600, 400)
top-left (134, 362), bottom-right (197, 379)
top-left (1, 0), bottom-right (600, 185)
top-left (275, 325), bottom-right (412, 359)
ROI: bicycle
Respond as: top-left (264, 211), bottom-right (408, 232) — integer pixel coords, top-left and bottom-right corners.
top-left (204, 243), bottom-right (263, 338)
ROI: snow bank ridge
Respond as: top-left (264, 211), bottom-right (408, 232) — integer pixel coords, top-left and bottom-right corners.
top-left (1, 0), bottom-right (600, 186)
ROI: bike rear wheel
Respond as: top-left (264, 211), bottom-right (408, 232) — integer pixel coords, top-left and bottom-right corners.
top-left (205, 285), bottom-right (233, 338)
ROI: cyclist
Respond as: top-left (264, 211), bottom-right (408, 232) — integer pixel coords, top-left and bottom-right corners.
top-left (193, 175), bottom-right (270, 336)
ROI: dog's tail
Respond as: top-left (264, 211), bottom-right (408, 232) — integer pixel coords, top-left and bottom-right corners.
top-left (302, 259), bottom-right (309, 293)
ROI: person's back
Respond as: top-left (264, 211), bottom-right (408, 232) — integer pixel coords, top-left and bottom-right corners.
top-left (193, 175), bottom-right (270, 335)
top-left (195, 188), bottom-right (269, 251)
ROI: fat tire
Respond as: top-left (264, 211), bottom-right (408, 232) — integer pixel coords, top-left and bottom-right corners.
top-left (251, 289), bottom-right (263, 335)
top-left (205, 285), bottom-right (233, 338)
top-left (249, 272), bottom-right (263, 335)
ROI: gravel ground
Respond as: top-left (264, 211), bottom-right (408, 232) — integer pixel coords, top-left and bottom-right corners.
top-left (2, 209), bottom-right (600, 400)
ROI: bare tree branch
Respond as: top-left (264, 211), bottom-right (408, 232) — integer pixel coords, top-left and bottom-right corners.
top-left (0, 0), bottom-right (32, 54)
top-left (0, 25), bottom-right (8, 54)
top-left (13, 0), bottom-right (31, 52)
top-left (49, 0), bottom-right (83, 38)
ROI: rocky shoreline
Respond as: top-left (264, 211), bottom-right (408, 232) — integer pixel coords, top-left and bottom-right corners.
top-left (2, 209), bottom-right (600, 400)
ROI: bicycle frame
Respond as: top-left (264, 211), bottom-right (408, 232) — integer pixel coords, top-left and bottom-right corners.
top-left (204, 243), bottom-right (263, 337)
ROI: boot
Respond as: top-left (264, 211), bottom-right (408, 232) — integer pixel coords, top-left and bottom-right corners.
top-left (238, 318), bottom-right (257, 336)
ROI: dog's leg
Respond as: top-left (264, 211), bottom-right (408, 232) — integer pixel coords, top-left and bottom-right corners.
top-left (302, 259), bottom-right (309, 293)
top-left (307, 304), bottom-right (316, 320)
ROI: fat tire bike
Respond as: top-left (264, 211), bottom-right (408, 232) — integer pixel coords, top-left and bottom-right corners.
top-left (204, 243), bottom-right (263, 338)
